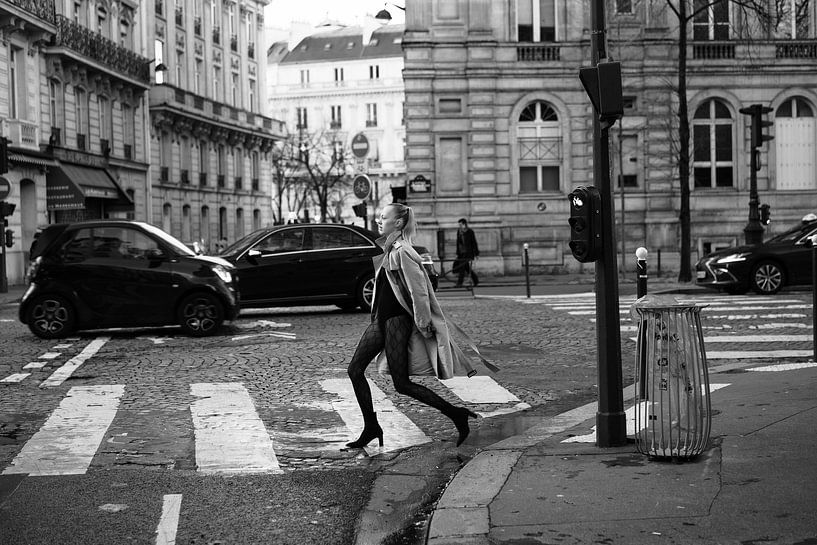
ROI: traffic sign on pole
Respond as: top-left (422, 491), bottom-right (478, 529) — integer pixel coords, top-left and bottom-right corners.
top-left (351, 133), bottom-right (370, 159)
top-left (0, 177), bottom-right (11, 201)
top-left (352, 174), bottom-right (371, 200)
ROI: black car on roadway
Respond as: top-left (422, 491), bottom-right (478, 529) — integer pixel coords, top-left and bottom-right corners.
top-left (695, 217), bottom-right (817, 295)
top-left (19, 220), bottom-right (239, 338)
top-left (216, 223), bottom-right (438, 311)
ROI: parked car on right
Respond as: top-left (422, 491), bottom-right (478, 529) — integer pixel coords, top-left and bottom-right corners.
top-left (695, 216), bottom-right (817, 295)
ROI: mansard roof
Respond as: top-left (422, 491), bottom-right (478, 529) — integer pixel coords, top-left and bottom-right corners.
top-left (281, 24), bottom-right (404, 63)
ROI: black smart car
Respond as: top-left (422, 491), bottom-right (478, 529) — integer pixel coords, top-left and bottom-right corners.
top-left (695, 217), bottom-right (817, 295)
top-left (216, 223), bottom-right (438, 310)
top-left (20, 220), bottom-right (239, 338)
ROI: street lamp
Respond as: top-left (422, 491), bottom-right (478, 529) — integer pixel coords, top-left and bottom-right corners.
top-left (375, 3), bottom-right (405, 21)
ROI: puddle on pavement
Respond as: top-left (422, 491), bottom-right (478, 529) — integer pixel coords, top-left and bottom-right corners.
top-left (467, 412), bottom-right (544, 447)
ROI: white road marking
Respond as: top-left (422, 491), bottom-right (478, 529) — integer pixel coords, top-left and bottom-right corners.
top-left (238, 320), bottom-right (292, 328)
top-left (439, 376), bottom-right (520, 403)
top-left (190, 383), bottom-right (281, 474)
top-left (155, 494), bottom-right (183, 545)
top-left (0, 319), bottom-right (14, 322)
top-left (23, 361), bottom-right (48, 369)
top-left (0, 373), bottom-right (31, 383)
top-left (705, 313), bottom-right (807, 320)
top-left (476, 402), bottom-right (532, 418)
top-left (749, 323), bottom-right (812, 330)
top-left (38, 352), bottom-right (61, 360)
top-left (748, 361), bottom-right (817, 372)
top-left (562, 384), bottom-right (731, 443)
top-left (627, 334), bottom-right (812, 343)
top-left (40, 337), bottom-right (110, 388)
top-left (52, 344), bottom-right (73, 349)
top-left (320, 378), bottom-right (431, 455)
top-left (2, 385), bottom-right (124, 476)
top-left (230, 331), bottom-right (296, 341)
top-left (707, 349), bottom-right (813, 359)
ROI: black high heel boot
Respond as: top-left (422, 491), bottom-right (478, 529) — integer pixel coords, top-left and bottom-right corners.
top-left (346, 412), bottom-right (384, 448)
top-left (451, 407), bottom-right (478, 447)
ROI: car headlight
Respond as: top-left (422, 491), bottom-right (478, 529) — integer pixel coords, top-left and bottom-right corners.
top-left (212, 265), bottom-right (233, 283)
top-left (715, 252), bottom-right (751, 264)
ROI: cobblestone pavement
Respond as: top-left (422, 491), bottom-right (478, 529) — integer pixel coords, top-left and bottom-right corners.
top-left (0, 290), bottom-right (812, 544)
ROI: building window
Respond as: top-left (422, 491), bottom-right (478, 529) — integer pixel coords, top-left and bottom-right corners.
top-left (176, 50), bottom-right (184, 86)
top-left (692, 0), bottom-right (730, 40)
top-left (236, 208), bottom-right (244, 239)
top-left (49, 79), bottom-right (64, 133)
top-left (160, 131), bottom-right (172, 171)
top-left (775, 96), bottom-right (816, 190)
top-left (693, 99), bottom-right (734, 188)
top-left (616, 0), bottom-right (633, 14)
top-left (253, 209), bottom-right (261, 231)
top-left (331, 105), bottom-right (342, 129)
top-left (218, 207), bottom-right (228, 241)
top-left (438, 137), bottom-right (464, 191)
top-left (75, 88), bottom-right (89, 142)
top-left (120, 16), bottom-right (132, 48)
top-left (248, 79), bottom-right (256, 112)
top-left (366, 103), bottom-right (377, 127)
top-left (616, 134), bottom-right (639, 188)
top-left (123, 105), bottom-right (134, 158)
top-left (231, 73), bottom-right (239, 106)
top-left (201, 206), bottom-right (211, 247)
top-left (296, 107), bottom-right (308, 130)
top-left (10, 47), bottom-right (28, 119)
top-left (251, 152), bottom-right (259, 191)
top-left (162, 203), bottom-right (172, 234)
top-left (517, 0), bottom-right (556, 42)
top-left (73, 0), bottom-right (87, 25)
top-left (213, 66), bottom-right (221, 101)
top-left (369, 65), bottom-right (380, 79)
top-left (334, 67), bottom-right (344, 83)
top-left (182, 205), bottom-right (192, 242)
top-left (300, 69), bottom-right (309, 86)
top-left (154, 39), bottom-right (165, 84)
top-left (194, 59), bottom-right (203, 94)
top-left (516, 100), bottom-right (561, 192)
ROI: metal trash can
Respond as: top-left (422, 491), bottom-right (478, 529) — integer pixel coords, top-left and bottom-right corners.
top-left (631, 295), bottom-right (711, 459)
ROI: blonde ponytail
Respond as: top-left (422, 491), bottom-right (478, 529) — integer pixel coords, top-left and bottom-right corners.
top-left (390, 203), bottom-right (415, 244)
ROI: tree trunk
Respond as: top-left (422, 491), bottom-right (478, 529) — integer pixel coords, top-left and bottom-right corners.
top-left (677, 0), bottom-right (692, 282)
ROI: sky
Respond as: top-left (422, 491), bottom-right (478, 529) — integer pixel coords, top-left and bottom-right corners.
top-left (264, 0), bottom-right (405, 46)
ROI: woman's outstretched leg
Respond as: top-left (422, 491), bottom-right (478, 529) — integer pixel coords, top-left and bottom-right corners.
top-left (345, 321), bottom-right (385, 448)
top-left (383, 316), bottom-right (477, 446)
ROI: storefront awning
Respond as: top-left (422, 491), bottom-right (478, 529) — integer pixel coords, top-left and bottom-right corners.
top-left (8, 153), bottom-right (59, 168)
top-left (46, 162), bottom-right (133, 211)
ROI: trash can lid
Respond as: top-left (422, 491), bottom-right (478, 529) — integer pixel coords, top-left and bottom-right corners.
top-left (630, 294), bottom-right (707, 320)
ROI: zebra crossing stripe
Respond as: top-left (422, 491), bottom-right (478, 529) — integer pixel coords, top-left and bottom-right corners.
top-left (627, 334), bottom-right (813, 344)
top-left (562, 384), bottom-right (731, 444)
top-left (0, 373), bottom-right (30, 383)
top-left (190, 383), bottom-right (282, 474)
top-left (707, 349), bottom-right (813, 359)
top-left (439, 376), bottom-right (520, 403)
top-left (748, 362), bottom-right (817, 372)
top-left (23, 361), bottom-right (48, 369)
top-left (40, 337), bottom-right (110, 388)
top-left (155, 494), bottom-right (183, 545)
top-left (2, 385), bottom-right (124, 476)
top-left (320, 378), bottom-right (431, 455)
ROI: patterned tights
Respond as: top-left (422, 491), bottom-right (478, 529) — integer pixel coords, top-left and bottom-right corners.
top-left (347, 315), bottom-right (457, 419)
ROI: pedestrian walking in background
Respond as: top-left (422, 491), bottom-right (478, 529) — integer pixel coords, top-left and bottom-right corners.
top-left (345, 203), bottom-right (480, 449)
top-left (455, 218), bottom-right (479, 287)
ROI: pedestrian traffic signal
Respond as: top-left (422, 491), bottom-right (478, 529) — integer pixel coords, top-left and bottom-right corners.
top-left (0, 137), bottom-right (9, 174)
top-left (352, 202), bottom-right (367, 218)
top-left (391, 186), bottom-right (407, 204)
top-left (4, 229), bottom-right (13, 248)
top-left (567, 185), bottom-right (602, 263)
top-left (739, 104), bottom-right (774, 149)
top-left (0, 201), bottom-right (15, 218)
top-left (759, 203), bottom-right (771, 225)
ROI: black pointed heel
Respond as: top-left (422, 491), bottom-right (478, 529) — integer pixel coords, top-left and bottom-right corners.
top-left (346, 426), bottom-right (384, 448)
top-left (453, 408), bottom-right (478, 447)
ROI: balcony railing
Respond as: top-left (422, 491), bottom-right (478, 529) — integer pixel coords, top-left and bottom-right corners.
top-left (53, 15), bottom-right (150, 84)
top-left (4, 119), bottom-right (39, 150)
top-left (213, 26), bottom-right (221, 44)
top-left (229, 108), bottom-right (238, 121)
top-left (217, 174), bottom-right (225, 188)
top-left (692, 41), bottom-right (735, 59)
top-left (212, 103), bottom-right (222, 116)
top-left (160, 167), bottom-right (169, 182)
top-left (123, 143), bottom-right (132, 160)
top-left (330, 121), bottom-right (342, 130)
top-left (5, 0), bottom-right (56, 25)
top-left (194, 96), bottom-right (204, 110)
top-left (199, 172), bottom-right (207, 186)
top-left (776, 41), bottom-right (817, 59)
top-left (517, 44), bottom-right (561, 62)
top-left (77, 133), bottom-right (86, 150)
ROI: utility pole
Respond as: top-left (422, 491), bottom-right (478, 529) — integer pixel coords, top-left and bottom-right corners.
top-left (576, 0), bottom-right (627, 447)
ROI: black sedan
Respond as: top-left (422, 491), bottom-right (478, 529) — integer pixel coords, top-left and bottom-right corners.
top-left (216, 223), bottom-right (438, 310)
top-left (695, 218), bottom-right (817, 295)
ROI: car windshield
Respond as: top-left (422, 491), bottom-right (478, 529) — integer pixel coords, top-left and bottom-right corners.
top-left (766, 222), bottom-right (816, 244)
top-left (139, 223), bottom-right (196, 255)
top-left (218, 230), bottom-right (263, 256)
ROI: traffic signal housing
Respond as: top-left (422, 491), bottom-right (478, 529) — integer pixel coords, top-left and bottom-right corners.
top-left (352, 202), bottom-right (367, 218)
top-left (739, 104), bottom-right (774, 149)
top-left (4, 229), bottom-right (13, 248)
top-left (567, 185), bottom-right (602, 263)
top-left (759, 203), bottom-right (771, 225)
top-left (0, 137), bottom-right (9, 174)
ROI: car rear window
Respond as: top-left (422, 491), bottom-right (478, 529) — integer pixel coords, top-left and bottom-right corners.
top-left (311, 227), bottom-right (373, 250)
top-left (30, 225), bottom-right (68, 259)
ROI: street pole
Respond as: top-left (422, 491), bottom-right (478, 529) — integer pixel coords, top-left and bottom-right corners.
top-left (812, 234), bottom-right (817, 361)
top-left (744, 147), bottom-right (763, 245)
top-left (523, 243), bottom-right (531, 299)
top-left (590, 0), bottom-right (626, 447)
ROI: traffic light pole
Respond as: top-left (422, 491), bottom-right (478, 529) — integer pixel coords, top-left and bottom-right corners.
top-left (744, 148), bottom-right (763, 245)
top-left (590, 0), bottom-right (626, 448)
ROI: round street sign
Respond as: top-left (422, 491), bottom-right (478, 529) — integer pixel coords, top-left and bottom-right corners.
top-left (352, 174), bottom-right (371, 200)
top-left (351, 133), bottom-right (370, 159)
top-left (0, 177), bottom-right (11, 201)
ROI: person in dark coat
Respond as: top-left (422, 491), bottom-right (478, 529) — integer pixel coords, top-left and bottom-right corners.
top-left (454, 218), bottom-right (479, 287)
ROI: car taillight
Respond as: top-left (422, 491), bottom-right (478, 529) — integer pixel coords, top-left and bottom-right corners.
top-left (25, 256), bottom-right (41, 284)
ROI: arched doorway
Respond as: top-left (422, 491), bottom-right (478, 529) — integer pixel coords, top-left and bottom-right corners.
top-left (19, 179), bottom-right (37, 259)
top-left (775, 96), bottom-right (816, 190)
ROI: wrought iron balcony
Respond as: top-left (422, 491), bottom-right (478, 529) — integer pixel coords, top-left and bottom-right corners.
top-left (517, 44), bottom-right (561, 62)
top-left (49, 127), bottom-right (61, 147)
top-left (53, 15), bottom-right (150, 84)
top-left (5, 0), bottom-right (56, 25)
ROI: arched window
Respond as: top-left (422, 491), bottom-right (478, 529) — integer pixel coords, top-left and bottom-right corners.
top-left (236, 208), bottom-right (244, 239)
top-left (182, 204), bottom-right (192, 242)
top-left (693, 99), bottom-right (734, 188)
top-left (200, 205), bottom-right (211, 249)
top-left (517, 100), bottom-right (561, 193)
top-left (775, 96), bottom-right (816, 190)
top-left (162, 203), bottom-right (172, 234)
top-left (218, 206), bottom-right (228, 242)
top-left (253, 209), bottom-right (261, 231)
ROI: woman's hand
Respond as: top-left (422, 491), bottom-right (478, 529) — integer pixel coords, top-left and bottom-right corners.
top-left (421, 323), bottom-right (436, 339)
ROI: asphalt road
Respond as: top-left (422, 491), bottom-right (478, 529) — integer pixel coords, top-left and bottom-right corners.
top-left (0, 288), bottom-right (812, 544)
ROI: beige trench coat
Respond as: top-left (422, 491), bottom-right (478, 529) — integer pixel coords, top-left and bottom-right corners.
top-left (371, 232), bottom-right (481, 379)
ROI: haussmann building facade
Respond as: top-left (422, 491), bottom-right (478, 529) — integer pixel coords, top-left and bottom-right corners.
top-left (401, 0), bottom-right (817, 275)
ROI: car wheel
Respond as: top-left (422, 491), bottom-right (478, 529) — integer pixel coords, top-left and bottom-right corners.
top-left (356, 273), bottom-right (375, 312)
top-left (178, 293), bottom-right (224, 336)
top-left (751, 261), bottom-right (785, 295)
top-left (26, 295), bottom-right (76, 339)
